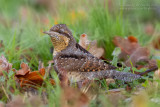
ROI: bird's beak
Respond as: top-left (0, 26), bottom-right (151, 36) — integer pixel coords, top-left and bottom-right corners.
top-left (43, 31), bottom-right (59, 38)
top-left (43, 31), bottom-right (52, 35)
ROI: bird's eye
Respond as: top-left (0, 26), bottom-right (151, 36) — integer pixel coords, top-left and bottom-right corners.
top-left (60, 29), bottom-right (65, 33)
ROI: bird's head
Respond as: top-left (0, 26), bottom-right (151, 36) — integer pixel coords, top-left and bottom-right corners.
top-left (44, 24), bottom-right (76, 55)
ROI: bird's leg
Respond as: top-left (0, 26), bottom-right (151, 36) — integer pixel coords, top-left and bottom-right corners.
top-left (59, 70), bottom-right (70, 87)
top-left (76, 79), bottom-right (92, 88)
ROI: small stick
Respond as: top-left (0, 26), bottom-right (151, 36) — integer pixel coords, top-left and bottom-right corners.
top-left (1, 84), bottom-right (10, 101)
top-left (139, 66), bottom-right (158, 76)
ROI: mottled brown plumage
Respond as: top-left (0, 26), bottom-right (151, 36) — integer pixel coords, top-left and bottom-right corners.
top-left (44, 24), bottom-right (141, 83)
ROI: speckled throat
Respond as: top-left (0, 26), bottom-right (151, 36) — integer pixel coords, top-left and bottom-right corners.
top-left (50, 35), bottom-right (70, 56)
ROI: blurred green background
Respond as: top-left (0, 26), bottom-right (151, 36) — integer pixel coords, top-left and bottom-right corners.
top-left (0, 0), bottom-right (160, 69)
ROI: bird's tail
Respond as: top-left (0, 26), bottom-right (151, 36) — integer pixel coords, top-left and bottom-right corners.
top-left (110, 70), bottom-right (141, 82)
top-left (85, 70), bottom-right (141, 82)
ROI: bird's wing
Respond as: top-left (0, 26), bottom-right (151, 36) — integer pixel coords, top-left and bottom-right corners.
top-left (54, 52), bottom-right (115, 72)
top-left (54, 52), bottom-right (141, 82)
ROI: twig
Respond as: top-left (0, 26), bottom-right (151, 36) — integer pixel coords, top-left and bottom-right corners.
top-left (1, 84), bottom-right (10, 101)
top-left (139, 66), bottom-right (158, 76)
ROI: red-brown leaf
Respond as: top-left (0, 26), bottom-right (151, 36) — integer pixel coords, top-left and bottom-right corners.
top-left (39, 68), bottom-right (45, 76)
top-left (128, 36), bottom-right (138, 43)
top-left (16, 62), bottom-right (29, 76)
top-left (113, 36), bottom-right (139, 55)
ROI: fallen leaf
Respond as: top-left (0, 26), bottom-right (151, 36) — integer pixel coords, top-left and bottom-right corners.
top-left (0, 55), bottom-right (12, 76)
top-left (61, 87), bottom-right (89, 107)
top-left (39, 68), bottom-right (45, 76)
top-left (125, 47), bottom-right (150, 67)
top-left (128, 36), bottom-right (138, 43)
top-left (15, 62), bottom-right (55, 87)
top-left (113, 36), bottom-right (139, 55)
top-left (113, 36), bottom-right (157, 70)
top-left (15, 62), bottom-right (30, 76)
top-left (16, 69), bottom-right (45, 87)
top-left (79, 34), bottom-right (104, 58)
top-left (79, 34), bottom-right (89, 49)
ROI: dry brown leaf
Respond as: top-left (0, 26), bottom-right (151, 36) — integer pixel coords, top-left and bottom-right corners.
top-left (79, 34), bottom-right (104, 58)
top-left (16, 68), bottom-right (45, 87)
top-left (113, 36), bottom-right (157, 70)
top-left (113, 36), bottom-right (140, 55)
top-left (79, 34), bottom-right (89, 49)
top-left (113, 36), bottom-right (140, 62)
top-left (61, 87), bottom-right (89, 107)
top-left (15, 63), bottom-right (55, 87)
top-left (128, 36), bottom-right (138, 43)
top-left (16, 62), bottom-right (30, 76)
top-left (125, 47), bottom-right (150, 67)
top-left (0, 55), bottom-right (12, 76)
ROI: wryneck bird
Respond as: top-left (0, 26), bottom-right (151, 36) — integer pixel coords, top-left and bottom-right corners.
top-left (44, 24), bottom-right (141, 83)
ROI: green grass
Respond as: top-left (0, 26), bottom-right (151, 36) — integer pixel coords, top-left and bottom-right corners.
top-left (0, 0), bottom-right (160, 106)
